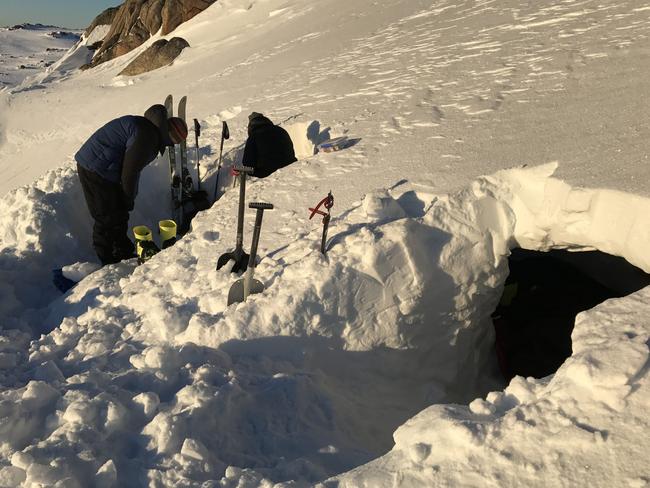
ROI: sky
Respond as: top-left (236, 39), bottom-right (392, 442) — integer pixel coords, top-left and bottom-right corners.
top-left (0, 0), bottom-right (119, 29)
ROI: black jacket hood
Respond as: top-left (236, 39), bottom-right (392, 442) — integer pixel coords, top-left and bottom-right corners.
top-left (248, 114), bottom-right (274, 136)
top-left (144, 104), bottom-right (172, 154)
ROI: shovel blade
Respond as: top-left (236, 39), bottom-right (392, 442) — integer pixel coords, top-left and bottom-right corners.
top-left (217, 249), bottom-right (250, 273)
top-left (216, 252), bottom-right (234, 270)
top-left (228, 278), bottom-right (264, 305)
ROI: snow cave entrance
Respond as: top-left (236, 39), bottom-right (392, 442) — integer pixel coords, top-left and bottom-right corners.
top-left (492, 248), bottom-right (650, 380)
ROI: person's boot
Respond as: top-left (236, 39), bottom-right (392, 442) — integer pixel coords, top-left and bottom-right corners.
top-left (114, 236), bottom-right (137, 262)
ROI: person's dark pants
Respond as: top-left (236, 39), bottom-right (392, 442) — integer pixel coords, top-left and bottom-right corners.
top-left (77, 164), bottom-right (135, 265)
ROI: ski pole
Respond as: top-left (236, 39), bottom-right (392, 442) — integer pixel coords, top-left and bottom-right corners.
top-left (308, 191), bottom-right (334, 254)
top-left (213, 120), bottom-right (230, 202)
top-left (194, 118), bottom-right (201, 191)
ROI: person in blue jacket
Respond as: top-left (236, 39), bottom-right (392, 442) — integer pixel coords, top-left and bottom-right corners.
top-left (75, 104), bottom-right (188, 265)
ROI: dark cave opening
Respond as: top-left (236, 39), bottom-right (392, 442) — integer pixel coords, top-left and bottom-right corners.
top-left (492, 248), bottom-right (650, 381)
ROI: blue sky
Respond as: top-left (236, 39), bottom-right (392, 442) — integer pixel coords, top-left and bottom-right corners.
top-left (1, 1), bottom-right (120, 29)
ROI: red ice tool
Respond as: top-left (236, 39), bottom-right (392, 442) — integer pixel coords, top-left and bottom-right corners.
top-left (308, 191), bottom-right (334, 254)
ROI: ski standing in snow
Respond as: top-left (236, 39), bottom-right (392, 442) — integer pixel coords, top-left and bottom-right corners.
top-left (166, 95), bottom-right (211, 235)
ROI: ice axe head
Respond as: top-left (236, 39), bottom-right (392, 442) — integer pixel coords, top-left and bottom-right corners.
top-left (222, 121), bottom-right (230, 140)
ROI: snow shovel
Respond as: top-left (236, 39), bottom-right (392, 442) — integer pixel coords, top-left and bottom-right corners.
top-left (216, 165), bottom-right (254, 273)
top-left (213, 120), bottom-right (230, 201)
top-left (228, 202), bottom-right (274, 305)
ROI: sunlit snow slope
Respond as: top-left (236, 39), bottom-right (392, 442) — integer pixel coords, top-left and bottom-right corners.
top-left (0, 0), bottom-right (648, 486)
top-left (0, 25), bottom-right (81, 90)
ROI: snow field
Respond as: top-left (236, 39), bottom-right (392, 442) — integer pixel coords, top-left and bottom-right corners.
top-left (1, 148), bottom-right (649, 485)
top-left (0, 0), bottom-right (649, 485)
top-left (0, 26), bottom-right (81, 90)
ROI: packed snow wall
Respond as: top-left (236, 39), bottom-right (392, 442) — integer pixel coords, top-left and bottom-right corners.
top-left (1, 161), bottom-right (649, 486)
top-left (326, 163), bottom-right (650, 488)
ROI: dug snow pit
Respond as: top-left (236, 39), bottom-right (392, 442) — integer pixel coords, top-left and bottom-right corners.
top-left (2, 164), bottom-right (650, 487)
top-left (492, 248), bottom-right (650, 380)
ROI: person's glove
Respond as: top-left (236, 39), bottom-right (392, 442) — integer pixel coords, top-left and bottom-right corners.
top-left (230, 167), bottom-right (240, 177)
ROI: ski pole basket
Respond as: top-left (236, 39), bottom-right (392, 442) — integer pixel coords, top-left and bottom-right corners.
top-left (308, 191), bottom-right (334, 254)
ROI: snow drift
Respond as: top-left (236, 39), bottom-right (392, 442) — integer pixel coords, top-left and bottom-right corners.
top-left (0, 158), bottom-right (648, 486)
top-left (1, 0), bottom-right (649, 485)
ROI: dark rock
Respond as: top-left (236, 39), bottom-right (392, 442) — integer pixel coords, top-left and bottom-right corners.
top-left (161, 0), bottom-right (216, 35)
top-left (88, 0), bottom-right (215, 69)
top-left (49, 31), bottom-right (81, 40)
top-left (84, 6), bottom-right (120, 37)
top-left (9, 23), bottom-right (57, 31)
top-left (119, 36), bottom-right (189, 76)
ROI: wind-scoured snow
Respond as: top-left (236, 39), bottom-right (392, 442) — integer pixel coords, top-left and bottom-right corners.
top-left (0, 25), bottom-right (82, 90)
top-left (0, 0), bottom-right (649, 486)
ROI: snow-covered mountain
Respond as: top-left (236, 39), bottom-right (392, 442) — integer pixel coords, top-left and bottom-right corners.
top-left (0, 0), bottom-right (648, 486)
top-left (0, 24), bottom-right (82, 90)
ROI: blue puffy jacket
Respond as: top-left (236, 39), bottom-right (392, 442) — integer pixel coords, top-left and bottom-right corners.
top-left (75, 105), bottom-right (170, 207)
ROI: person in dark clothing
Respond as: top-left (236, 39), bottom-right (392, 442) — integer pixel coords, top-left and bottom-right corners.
top-left (241, 112), bottom-right (297, 178)
top-left (75, 104), bottom-right (188, 265)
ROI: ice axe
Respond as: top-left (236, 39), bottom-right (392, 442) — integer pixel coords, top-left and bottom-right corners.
top-left (228, 202), bottom-right (274, 305)
top-left (213, 120), bottom-right (230, 201)
top-left (308, 191), bottom-right (334, 254)
top-left (216, 165), bottom-right (253, 273)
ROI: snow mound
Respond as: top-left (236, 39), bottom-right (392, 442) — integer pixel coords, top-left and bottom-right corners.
top-left (0, 161), bottom-right (648, 485)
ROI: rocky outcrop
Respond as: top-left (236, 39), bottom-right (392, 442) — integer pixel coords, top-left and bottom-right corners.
top-left (88, 0), bottom-right (216, 69)
top-left (119, 37), bottom-right (190, 76)
top-left (84, 6), bottom-right (120, 38)
top-left (160, 0), bottom-right (215, 35)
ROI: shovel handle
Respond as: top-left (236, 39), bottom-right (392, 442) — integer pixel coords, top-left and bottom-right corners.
top-left (249, 202), bottom-right (274, 210)
top-left (248, 202), bottom-right (274, 271)
top-left (235, 170), bottom-right (250, 248)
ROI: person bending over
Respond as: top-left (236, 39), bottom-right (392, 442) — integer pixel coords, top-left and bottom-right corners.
top-left (75, 104), bottom-right (188, 265)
